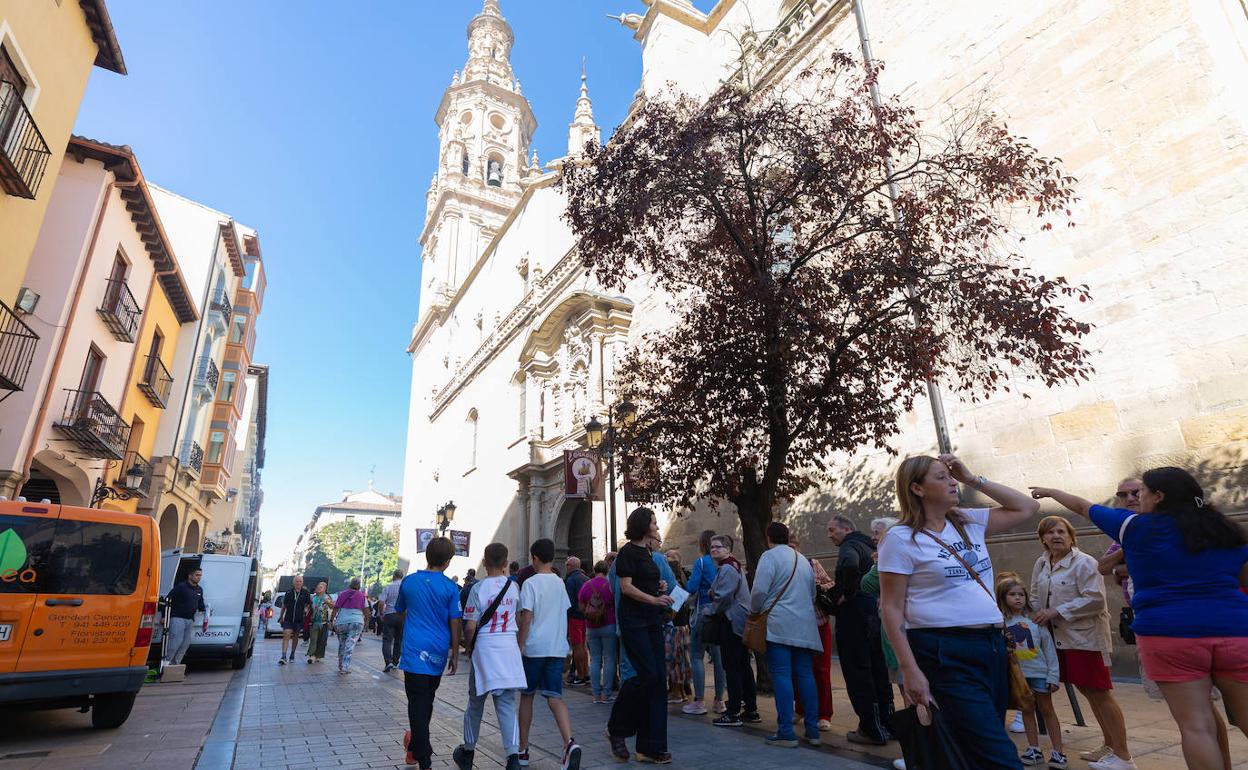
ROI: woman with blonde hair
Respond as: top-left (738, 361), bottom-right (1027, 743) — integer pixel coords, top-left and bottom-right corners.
top-left (1029, 515), bottom-right (1132, 769)
top-left (878, 453), bottom-right (1039, 770)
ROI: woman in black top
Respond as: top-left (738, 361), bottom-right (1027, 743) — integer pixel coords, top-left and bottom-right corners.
top-left (607, 507), bottom-right (674, 764)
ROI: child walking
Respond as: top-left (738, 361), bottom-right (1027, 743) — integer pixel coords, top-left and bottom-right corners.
top-left (998, 577), bottom-right (1067, 769)
top-left (454, 543), bottom-right (526, 770)
top-left (396, 536), bottom-right (462, 770)
top-left (517, 538), bottom-right (581, 770)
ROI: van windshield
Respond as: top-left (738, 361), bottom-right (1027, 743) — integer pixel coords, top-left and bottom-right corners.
top-left (0, 514), bottom-right (141, 595)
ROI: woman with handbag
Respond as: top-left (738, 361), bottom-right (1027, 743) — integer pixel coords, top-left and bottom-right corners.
top-left (748, 521), bottom-right (822, 748)
top-left (306, 581), bottom-right (334, 663)
top-left (683, 530), bottom-right (727, 716)
top-left (878, 453), bottom-right (1039, 770)
top-left (1029, 516), bottom-right (1134, 769)
top-left (707, 534), bottom-right (759, 727)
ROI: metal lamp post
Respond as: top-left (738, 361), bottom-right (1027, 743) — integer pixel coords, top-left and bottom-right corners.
top-left (436, 500), bottom-right (457, 535)
top-left (584, 399), bottom-right (637, 549)
top-left (89, 462), bottom-right (145, 507)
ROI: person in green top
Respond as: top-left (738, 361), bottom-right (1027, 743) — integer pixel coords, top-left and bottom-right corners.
top-left (307, 580), bottom-right (335, 663)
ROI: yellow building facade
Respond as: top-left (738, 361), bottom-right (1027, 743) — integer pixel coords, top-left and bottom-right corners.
top-left (0, 0), bottom-right (125, 305)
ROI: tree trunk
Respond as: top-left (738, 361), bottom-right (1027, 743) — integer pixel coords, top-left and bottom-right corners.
top-left (733, 488), bottom-right (771, 579)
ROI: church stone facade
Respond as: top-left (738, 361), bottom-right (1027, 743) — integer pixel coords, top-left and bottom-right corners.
top-left (401, 0), bottom-right (1248, 671)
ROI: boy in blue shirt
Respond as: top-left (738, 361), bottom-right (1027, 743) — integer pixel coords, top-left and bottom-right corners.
top-left (396, 536), bottom-right (462, 770)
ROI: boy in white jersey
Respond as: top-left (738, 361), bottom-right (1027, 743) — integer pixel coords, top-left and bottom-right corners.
top-left (454, 542), bottom-right (526, 770)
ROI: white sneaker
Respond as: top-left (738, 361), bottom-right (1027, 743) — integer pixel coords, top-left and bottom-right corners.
top-left (892, 760), bottom-right (907, 770)
top-left (1080, 746), bottom-right (1112, 762)
top-left (1009, 711), bottom-right (1025, 733)
top-left (1088, 755), bottom-right (1137, 770)
top-left (682, 701), bottom-right (708, 715)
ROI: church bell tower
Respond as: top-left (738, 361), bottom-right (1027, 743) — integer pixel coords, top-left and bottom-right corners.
top-left (420, 0), bottom-right (538, 314)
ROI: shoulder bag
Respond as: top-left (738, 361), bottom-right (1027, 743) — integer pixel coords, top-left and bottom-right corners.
top-left (742, 551), bottom-right (799, 654)
top-left (920, 528), bottom-right (1034, 712)
top-left (467, 580), bottom-right (512, 656)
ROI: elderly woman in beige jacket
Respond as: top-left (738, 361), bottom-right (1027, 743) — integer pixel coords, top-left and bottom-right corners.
top-left (1031, 515), bottom-right (1135, 770)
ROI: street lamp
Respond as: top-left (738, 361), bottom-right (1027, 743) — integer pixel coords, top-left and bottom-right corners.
top-left (89, 461), bottom-right (146, 507)
top-left (584, 399), bottom-right (638, 549)
top-left (436, 500), bottom-right (456, 535)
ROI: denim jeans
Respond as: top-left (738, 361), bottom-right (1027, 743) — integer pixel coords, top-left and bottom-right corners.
top-left (608, 619), bottom-right (667, 755)
top-left (907, 627), bottom-right (1021, 770)
top-left (766, 642), bottom-right (818, 740)
top-left (689, 613), bottom-right (724, 701)
top-left (587, 623), bottom-right (619, 697)
top-left (336, 622), bottom-right (364, 670)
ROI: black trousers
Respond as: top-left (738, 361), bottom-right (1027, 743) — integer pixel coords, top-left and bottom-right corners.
top-left (835, 596), bottom-right (894, 739)
top-left (718, 621), bottom-right (757, 716)
top-left (404, 671), bottom-right (442, 767)
top-left (382, 613), bottom-right (404, 666)
top-left (608, 620), bottom-right (667, 755)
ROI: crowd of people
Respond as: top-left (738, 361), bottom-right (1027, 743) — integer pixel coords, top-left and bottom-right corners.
top-left (266, 453), bottom-right (1246, 770)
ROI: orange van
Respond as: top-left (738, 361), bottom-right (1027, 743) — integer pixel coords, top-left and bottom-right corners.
top-left (0, 500), bottom-right (159, 728)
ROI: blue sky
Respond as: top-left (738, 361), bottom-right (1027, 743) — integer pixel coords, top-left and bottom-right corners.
top-left (74, 1), bottom-right (716, 564)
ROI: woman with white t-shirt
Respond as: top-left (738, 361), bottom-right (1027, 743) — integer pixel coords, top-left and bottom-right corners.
top-left (878, 454), bottom-right (1040, 770)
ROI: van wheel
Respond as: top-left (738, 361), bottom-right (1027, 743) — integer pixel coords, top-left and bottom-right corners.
top-left (91, 692), bottom-right (137, 729)
top-left (231, 651), bottom-right (247, 670)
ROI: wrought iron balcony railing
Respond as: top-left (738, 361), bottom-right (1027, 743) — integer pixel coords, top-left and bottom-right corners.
top-left (210, 291), bottom-right (233, 323)
top-left (51, 389), bottom-right (130, 460)
top-left (137, 354), bottom-right (173, 408)
top-left (194, 356), bottom-right (219, 401)
top-left (98, 278), bottom-right (142, 342)
top-left (117, 450), bottom-right (153, 498)
top-left (186, 441), bottom-right (204, 473)
top-left (0, 299), bottom-right (38, 400)
top-left (0, 79), bottom-right (51, 200)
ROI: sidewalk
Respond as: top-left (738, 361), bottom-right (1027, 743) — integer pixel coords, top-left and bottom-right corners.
top-left (0, 666), bottom-right (235, 769)
top-left (684, 654), bottom-right (1246, 769)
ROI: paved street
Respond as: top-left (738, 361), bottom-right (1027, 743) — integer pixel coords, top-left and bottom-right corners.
top-left (4, 632), bottom-right (1241, 769)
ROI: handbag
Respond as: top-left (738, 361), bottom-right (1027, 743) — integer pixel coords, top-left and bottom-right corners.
top-left (699, 612), bottom-right (724, 646)
top-left (1118, 606), bottom-right (1136, 645)
top-left (920, 528), bottom-right (1035, 713)
top-left (742, 551), bottom-right (799, 654)
top-left (892, 703), bottom-right (974, 770)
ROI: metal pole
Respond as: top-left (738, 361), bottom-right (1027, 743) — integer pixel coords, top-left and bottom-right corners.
top-left (607, 414), bottom-right (619, 549)
top-left (851, 0), bottom-right (953, 454)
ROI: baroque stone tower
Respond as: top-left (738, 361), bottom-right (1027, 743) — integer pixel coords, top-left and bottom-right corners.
top-left (419, 0), bottom-right (538, 315)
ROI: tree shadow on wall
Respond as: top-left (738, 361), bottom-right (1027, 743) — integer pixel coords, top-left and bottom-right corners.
top-left (781, 456), bottom-right (896, 556)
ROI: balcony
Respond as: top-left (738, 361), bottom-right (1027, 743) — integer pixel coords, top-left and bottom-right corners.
top-left (0, 299), bottom-right (38, 401)
top-left (181, 441), bottom-right (204, 474)
top-left (0, 80), bottom-right (51, 200)
top-left (137, 354), bottom-right (173, 408)
top-left (116, 450), bottom-right (153, 498)
top-left (193, 356), bottom-right (219, 403)
top-left (51, 389), bottom-right (130, 460)
top-left (97, 279), bottom-right (142, 342)
top-left (207, 290), bottom-right (232, 335)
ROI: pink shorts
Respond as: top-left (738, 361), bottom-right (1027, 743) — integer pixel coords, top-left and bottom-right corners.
top-left (1137, 635), bottom-right (1248, 683)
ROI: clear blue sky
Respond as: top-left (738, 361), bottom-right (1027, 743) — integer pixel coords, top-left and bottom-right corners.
top-left (74, 1), bottom-right (717, 564)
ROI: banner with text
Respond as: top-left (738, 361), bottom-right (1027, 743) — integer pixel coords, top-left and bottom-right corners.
top-left (564, 449), bottom-right (604, 500)
top-left (623, 455), bottom-right (660, 502)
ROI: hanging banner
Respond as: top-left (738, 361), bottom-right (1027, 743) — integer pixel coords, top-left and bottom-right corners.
top-left (449, 529), bottom-right (471, 558)
top-left (623, 455), bottom-right (660, 502)
top-left (415, 528), bottom-right (436, 553)
top-left (564, 449), bottom-right (603, 500)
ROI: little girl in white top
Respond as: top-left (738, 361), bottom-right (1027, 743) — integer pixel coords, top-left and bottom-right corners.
top-left (998, 577), bottom-right (1066, 769)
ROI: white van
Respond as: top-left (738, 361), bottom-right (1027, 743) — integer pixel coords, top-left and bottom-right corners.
top-left (157, 550), bottom-right (259, 670)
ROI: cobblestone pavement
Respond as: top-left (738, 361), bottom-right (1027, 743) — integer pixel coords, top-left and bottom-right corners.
top-left (232, 633), bottom-right (885, 770)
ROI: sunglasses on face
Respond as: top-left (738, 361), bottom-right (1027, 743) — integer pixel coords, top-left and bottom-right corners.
top-left (1115, 489), bottom-right (1141, 499)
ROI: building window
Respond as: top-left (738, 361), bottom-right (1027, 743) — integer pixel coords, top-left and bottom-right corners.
top-left (207, 430), bottom-right (226, 464)
top-left (219, 370), bottom-right (237, 404)
top-left (486, 157), bottom-right (503, 187)
top-left (229, 315), bottom-right (246, 344)
top-left (467, 408), bottom-right (479, 470)
top-left (461, 153), bottom-right (470, 176)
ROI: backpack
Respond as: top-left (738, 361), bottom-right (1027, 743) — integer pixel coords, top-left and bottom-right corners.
top-left (582, 585), bottom-right (607, 624)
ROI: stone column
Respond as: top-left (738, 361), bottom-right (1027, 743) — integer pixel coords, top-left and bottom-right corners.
top-left (527, 486), bottom-right (543, 550)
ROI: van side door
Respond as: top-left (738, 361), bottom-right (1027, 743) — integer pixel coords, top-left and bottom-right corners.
top-left (0, 503), bottom-right (59, 673)
top-left (19, 508), bottom-right (147, 674)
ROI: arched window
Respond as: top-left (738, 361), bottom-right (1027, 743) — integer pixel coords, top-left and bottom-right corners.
top-left (461, 153), bottom-right (470, 176)
top-left (466, 408), bottom-right (479, 470)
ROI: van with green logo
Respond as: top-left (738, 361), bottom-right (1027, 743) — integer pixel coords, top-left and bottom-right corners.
top-left (0, 500), bottom-right (160, 728)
